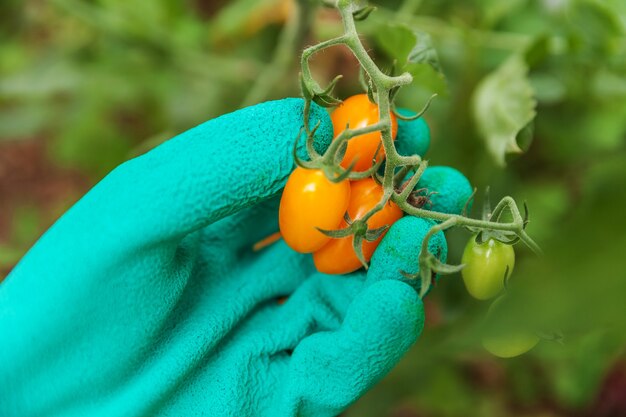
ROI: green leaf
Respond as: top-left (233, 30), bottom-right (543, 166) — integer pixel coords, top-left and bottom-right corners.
top-left (515, 120), bottom-right (534, 153)
top-left (523, 35), bottom-right (551, 69)
top-left (375, 24), bottom-right (443, 75)
top-left (472, 55), bottom-right (537, 167)
top-left (406, 31), bottom-right (442, 73)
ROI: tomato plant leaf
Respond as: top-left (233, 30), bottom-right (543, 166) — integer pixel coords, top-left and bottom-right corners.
top-left (374, 24), bottom-right (443, 77)
top-left (406, 31), bottom-right (442, 74)
top-left (472, 55), bottom-right (537, 167)
top-left (374, 24), bottom-right (415, 66)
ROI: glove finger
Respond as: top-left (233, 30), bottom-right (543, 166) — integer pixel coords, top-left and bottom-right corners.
top-left (277, 279), bottom-right (424, 417)
top-left (35, 99), bottom-right (332, 257)
top-left (203, 271), bottom-right (367, 369)
top-left (238, 239), bottom-right (315, 299)
top-left (202, 271), bottom-right (369, 392)
top-left (395, 108), bottom-right (431, 158)
top-left (273, 272), bottom-right (367, 338)
top-left (0, 239), bottom-right (316, 417)
top-left (404, 165), bottom-right (473, 215)
top-left (193, 236), bottom-right (315, 304)
top-left (158, 271), bottom-right (363, 417)
top-left (239, 217), bottom-right (445, 370)
top-left (368, 215), bottom-right (447, 294)
top-left (117, 99), bottom-right (331, 238)
top-left (13, 100), bottom-right (331, 277)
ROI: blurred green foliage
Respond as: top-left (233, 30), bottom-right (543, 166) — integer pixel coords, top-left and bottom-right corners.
top-left (1, 0), bottom-right (625, 416)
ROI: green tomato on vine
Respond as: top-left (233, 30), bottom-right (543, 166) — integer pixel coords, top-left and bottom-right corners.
top-left (481, 296), bottom-right (539, 358)
top-left (461, 236), bottom-right (515, 300)
top-left (482, 331), bottom-right (539, 358)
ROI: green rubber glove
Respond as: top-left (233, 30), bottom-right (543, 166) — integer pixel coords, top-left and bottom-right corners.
top-left (0, 99), bottom-right (466, 417)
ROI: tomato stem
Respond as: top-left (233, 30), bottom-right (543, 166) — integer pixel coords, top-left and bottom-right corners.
top-left (297, 0), bottom-right (542, 275)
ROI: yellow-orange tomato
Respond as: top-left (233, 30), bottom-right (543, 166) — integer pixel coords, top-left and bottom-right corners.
top-left (330, 94), bottom-right (398, 172)
top-left (313, 178), bottom-right (403, 274)
top-left (279, 167), bottom-right (351, 253)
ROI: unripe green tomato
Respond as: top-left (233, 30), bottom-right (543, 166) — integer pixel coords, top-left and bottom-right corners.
top-left (482, 296), bottom-right (539, 358)
top-left (482, 332), bottom-right (539, 358)
top-left (461, 236), bottom-right (515, 300)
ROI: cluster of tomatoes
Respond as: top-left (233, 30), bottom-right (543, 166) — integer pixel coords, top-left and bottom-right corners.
top-left (279, 94), bottom-right (403, 274)
top-left (277, 93), bottom-right (539, 358)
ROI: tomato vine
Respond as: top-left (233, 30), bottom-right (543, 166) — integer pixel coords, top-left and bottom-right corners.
top-left (296, 0), bottom-right (541, 297)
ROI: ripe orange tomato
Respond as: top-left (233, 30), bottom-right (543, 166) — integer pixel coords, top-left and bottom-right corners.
top-left (279, 167), bottom-right (351, 253)
top-left (313, 178), bottom-right (403, 274)
top-left (330, 94), bottom-right (398, 172)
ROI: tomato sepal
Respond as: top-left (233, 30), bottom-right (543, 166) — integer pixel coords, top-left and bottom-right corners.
top-left (364, 225), bottom-right (389, 241)
top-left (300, 73), bottom-right (343, 108)
top-left (351, 233), bottom-right (369, 269)
top-left (315, 225), bottom-right (353, 239)
top-left (391, 93), bottom-right (437, 121)
top-left (461, 187), bottom-right (478, 217)
top-left (344, 155), bottom-right (385, 180)
top-left (352, 5), bottom-right (376, 21)
top-left (402, 251), bottom-right (464, 298)
top-left (292, 123), bottom-right (322, 169)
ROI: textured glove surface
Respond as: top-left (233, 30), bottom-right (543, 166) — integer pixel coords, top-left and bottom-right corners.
top-left (0, 99), bottom-right (465, 417)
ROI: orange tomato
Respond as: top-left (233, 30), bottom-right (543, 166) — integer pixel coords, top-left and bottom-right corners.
top-left (279, 167), bottom-right (351, 253)
top-left (330, 94), bottom-right (398, 172)
top-left (313, 178), bottom-right (403, 274)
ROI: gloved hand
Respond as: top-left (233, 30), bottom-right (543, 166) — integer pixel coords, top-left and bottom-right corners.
top-left (0, 98), bottom-right (471, 417)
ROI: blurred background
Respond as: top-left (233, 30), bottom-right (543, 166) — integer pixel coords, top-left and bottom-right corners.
top-left (1, 0), bottom-right (625, 416)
